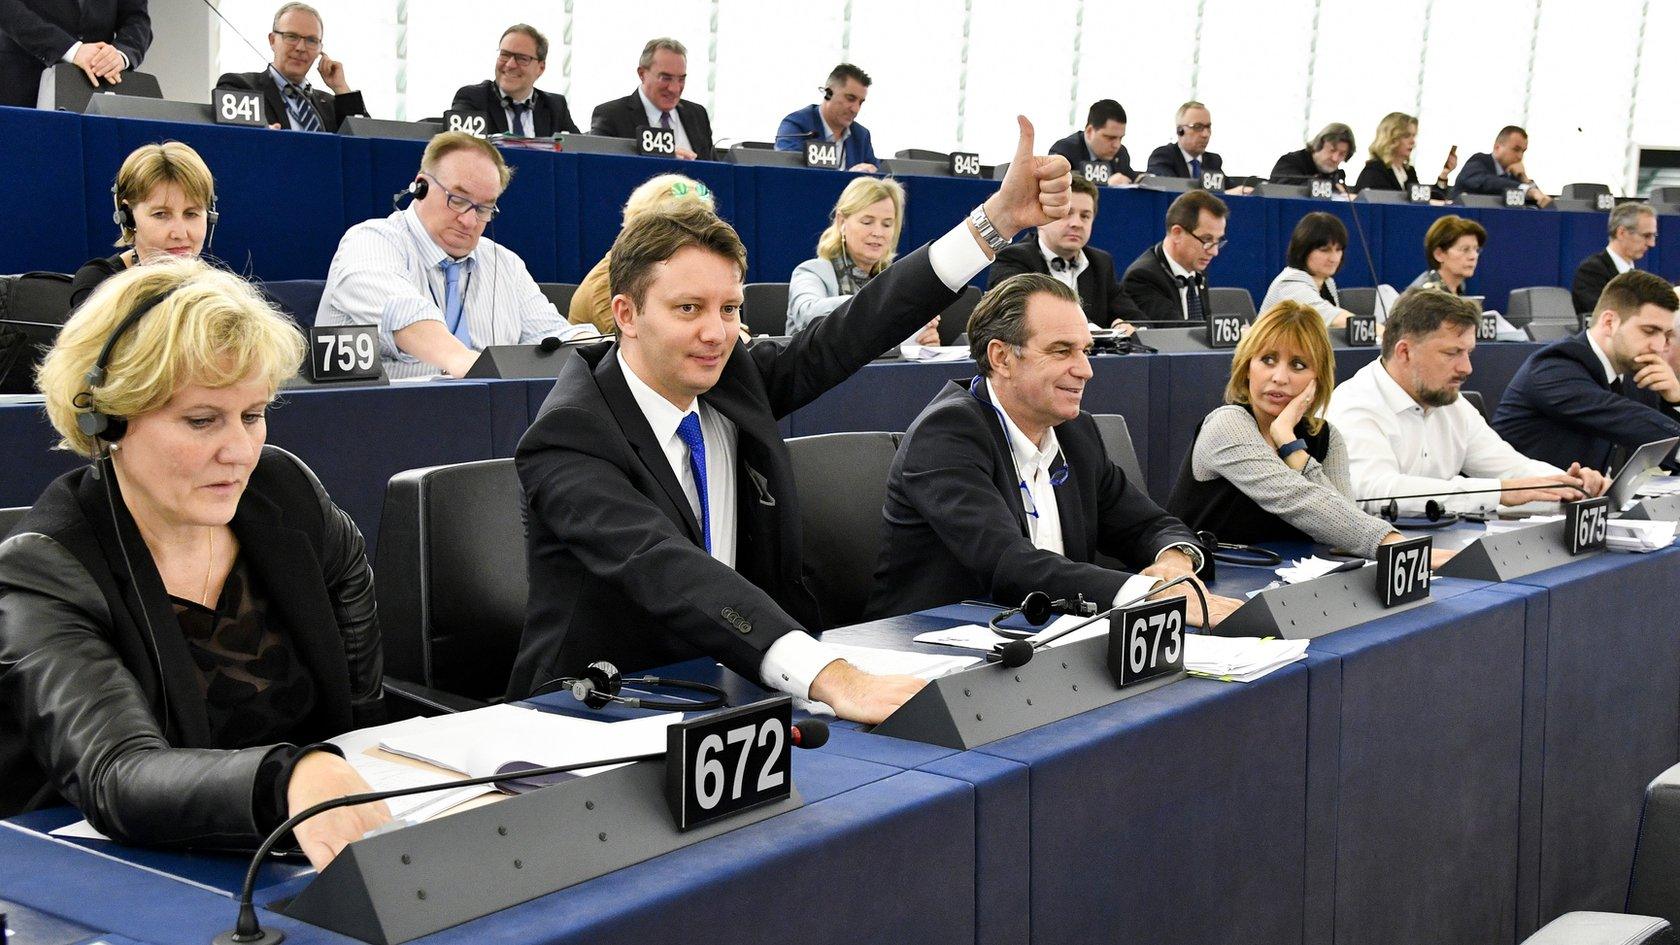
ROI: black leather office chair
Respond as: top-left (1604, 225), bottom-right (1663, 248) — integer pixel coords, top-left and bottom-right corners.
top-left (1516, 761), bottom-right (1680, 944)
top-left (1460, 389), bottom-right (1488, 421)
top-left (787, 431), bottom-right (899, 628)
top-left (1563, 182), bottom-right (1612, 200)
top-left (1339, 286), bottom-right (1377, 317)
top-left (1091, 414), bottom-right (1147, 492)
top-left (1508, 286), bottom-right (1580, 333)
top-left (0, 272), bottom-right (73, 323)
top-left (894, 148), bottom-right (949, 162)
top-left (376, 458), bottom-right (528, 702)
top-left (937, 285), bottom-right (982, 345)
top-left (539, 282), bottom-right (579, 313)
top-left (262, 279), bottom-right (326, 329)
top-left (743, 282), bottom-right (790, 336)
top-left (0, 506), bottom-right (27, 539)
top-left (1209, 286), bottom-right (1257, 321)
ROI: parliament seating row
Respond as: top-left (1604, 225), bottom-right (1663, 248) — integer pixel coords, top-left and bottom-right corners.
top-left (1, 106), bottom-right (1670, 319)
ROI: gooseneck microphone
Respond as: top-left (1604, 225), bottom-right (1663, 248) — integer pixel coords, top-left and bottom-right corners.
top-left (1356, 480), bottom-right (1589, 527)
top-left (987, 574), bottom-right (1208, 668)
top-left (215, 724), bottom-right (829, 945)
top-left (1337, 180), bottom-right (1389, 321)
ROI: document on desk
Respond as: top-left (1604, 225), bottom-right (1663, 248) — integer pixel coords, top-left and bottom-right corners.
top-left (1636, 474), bottom-right (1680, 497)
top-left (1183, 635), bottom-right (1309, 683)
top-left (377, 703), bottom-right (679, 780)
top-left (898, 343), bottom-right (971, 362)
top-left (1607, 518), bottom-right (1678, 552)
top-left (913, 614), bottom-right (1107, 651)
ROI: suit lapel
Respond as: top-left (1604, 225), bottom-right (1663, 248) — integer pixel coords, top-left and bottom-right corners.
top-left (1054, 449), bottom-right (1088, 559)
top-left (966, 380), bottom-right (1032, 535)
top-left (594, 352), bottom-right (705, 545)
top-left (259, 73), bottom-right (287, 131)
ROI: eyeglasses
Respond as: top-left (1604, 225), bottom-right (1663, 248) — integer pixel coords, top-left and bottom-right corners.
top-left (273, 31), bottom-right (321, 50)
top-left (422, 173), bottom-right (500, 222)
top-left (651, 71), bottom-right (686, 84)
top-left (1188, 231), bottom-right (1229, 252)
top-left (1182, 122), bottom-right (1212, 133)
top-left (497, 49), bottom-right (540, 66)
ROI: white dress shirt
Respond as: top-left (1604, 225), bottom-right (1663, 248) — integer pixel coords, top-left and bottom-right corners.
top-left (637, 87), bottom-right (694, 155)
top-left (1606, 245), bottom-right (1636, 275)
top-left (502, 91), bottom-right (535, 137)
top-left (618, 220), bottom-right (994, 702)
top-left (1325, 359), bottom-right (1563, 514)
top-left (1585, 331), bottom-right (1618, 385)
top-left (316, 205), bottom-right (594, 379)
top-left (1037, 235), bottom-right (1087, 295)
top-left (1164, 244), bottom-right (1195, 319)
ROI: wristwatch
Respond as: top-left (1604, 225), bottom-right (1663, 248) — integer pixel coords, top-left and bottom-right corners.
top-left (1277, 438), bottom-right (1309, 459)
top-left (968, 204), bottom-right (1008, 254)
top-left (1158, 542), bottom-right (1205, 575)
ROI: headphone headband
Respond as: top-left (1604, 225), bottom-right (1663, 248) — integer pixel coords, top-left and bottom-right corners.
top-left (76, 285), bottom-right (183, 443)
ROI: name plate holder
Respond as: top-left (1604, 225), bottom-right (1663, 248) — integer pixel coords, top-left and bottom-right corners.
top-left (1436, 518), bottom-right (1603, 582)
top-left (282, 712), bottom-right (803, 945)
top-left (870, 630), bottom-right (1183, 750)
top-left (1620, 493), bottom-right (1680, 521)
top-left (1213, 560), bottom-right (1434, 640)
top-left (1344, 314), bottom-right (1377, 347)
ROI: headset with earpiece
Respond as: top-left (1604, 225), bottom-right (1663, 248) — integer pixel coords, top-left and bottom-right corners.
top-left (74, 284), bottom-right (188, 728)
top-left (391, 171), bottom-right (507, 362)
top-left (112, 181), bottom-right (221, 253)
top-left (533, 661), bottom-right (728, 712)
top-left (820, 85), bottom-right (833, 101)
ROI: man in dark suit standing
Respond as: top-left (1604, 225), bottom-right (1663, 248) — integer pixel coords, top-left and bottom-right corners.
top-left (1121, 189), bottom-right (1227, 323)
top-left (1572, 203), bottom-right (1657, 315)
top-left (1454, 125), bottom-right (1553, 207)
top-left (510, 118), bottom-right (1071, 722)
top-left (449, 24), bottom-right (579, 138)
top-left (989, 175), bottom-right (1144, 332)
top-left (1269, 123), bottom-right (1354, 185)
top-left (215, 2), bottom-right (366, 133)
top-left (866, 272), bottom-right (1241, 625)
top-left (589, 37), bottom-right (714, 161)
top-left (0, 0), bottom-right (149, 107)
top-left (1047, 99), bottom-right (1135, 184)
top-left (1146, 101), bottom-right (1223, 181)
top-left (1494, 270), bottom-right (1680, 473)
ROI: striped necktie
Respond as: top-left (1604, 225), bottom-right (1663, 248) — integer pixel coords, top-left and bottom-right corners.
top-left (285, 83), bottom-right (323, 132)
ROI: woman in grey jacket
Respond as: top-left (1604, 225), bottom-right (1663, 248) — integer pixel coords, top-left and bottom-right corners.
top-left (786, 175), bottom-right (938, 344)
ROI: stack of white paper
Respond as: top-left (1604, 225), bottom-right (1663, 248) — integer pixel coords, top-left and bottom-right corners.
top-left (1635, 474), bottom-right (1680, 497)
top-left (1276, 556), bottom-right (1365, 584)
top-left (1484, 514), bottom-right (1564, 535)
top-left (377, 703), bottom-right (679, 779)
top-left (1183, 635), bottom-right (1309, 682)
top-left (1607, 518), bottom-right (1678, 553)
top-left (913, 613), bottom-right (1106, 652)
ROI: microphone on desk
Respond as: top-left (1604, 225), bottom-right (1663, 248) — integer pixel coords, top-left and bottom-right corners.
top-left (986, 574), bottom-right (1207, 668)
top-left (213, 724), bottom-right (830, 945)
top-left (1356, 480), bottom-right (1589, 528)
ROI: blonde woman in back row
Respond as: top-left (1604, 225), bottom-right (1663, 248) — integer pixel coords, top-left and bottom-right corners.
top-left (787, 176), bottom-right (938, 345)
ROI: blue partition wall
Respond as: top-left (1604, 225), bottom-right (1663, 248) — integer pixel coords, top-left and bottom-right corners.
top-left (2, 106), bottom-right (1668, 313)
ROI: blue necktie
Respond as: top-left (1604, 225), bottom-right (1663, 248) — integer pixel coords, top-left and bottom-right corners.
top-left (676, 411), bottom-right (711, 552)
top-left (1189, 156), bottom-right (1202, 180)
top-left (285, 84), bottom-right (323, 132)
top-left (439, 259), bottom-right (471, 345)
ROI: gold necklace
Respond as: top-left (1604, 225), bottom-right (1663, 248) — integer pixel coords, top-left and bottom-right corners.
top-left (201, 528), bottom-right (215, 608)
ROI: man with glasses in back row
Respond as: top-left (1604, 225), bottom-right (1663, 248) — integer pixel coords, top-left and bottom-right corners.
top-left (1120, 190), bottom-right (1228, 323)
top-left (216, 2), bottom-right (366, 132)
top-left (316, 132), bottom-right (596, 379)
top-left (450, 23), bottom-right (579, 138)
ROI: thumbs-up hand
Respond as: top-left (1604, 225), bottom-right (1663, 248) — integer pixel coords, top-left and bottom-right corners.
top-left (980, 115), bottom-right (1072, 243)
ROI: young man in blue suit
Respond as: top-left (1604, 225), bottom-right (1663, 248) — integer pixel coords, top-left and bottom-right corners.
top-left (1454, 126), bottom-right (1554, 208)
top-left (775, 63), bottom-right (877, 172)
top-left (1494, 270), bottom-right (1680, 473)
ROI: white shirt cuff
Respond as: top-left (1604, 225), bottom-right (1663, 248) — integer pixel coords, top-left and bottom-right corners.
top-left (758, 630), bottom-right (842, 701)
top-left (928, 221), bottom-right (993, 292)
top-left (61, 41), bottom-right (81, 64)
top-left (1115, 574), bottom-right (1163, 609)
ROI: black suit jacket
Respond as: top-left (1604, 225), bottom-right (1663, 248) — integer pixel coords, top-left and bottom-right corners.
top-left (449, 79), bottom-right (579, 137)
top-left (988, 240), bottom-right (1144, 326)
top-left (0, 0), bottom-right (149, 107)
top-left (1145, 143), bottom-right (1223, 179)
top-left (509, 242), bottom-right (957, 697)
top-left (865, 379), bottom-right (1197, 619)
top-left (215, 68), bottom-right (367, 133)
top-left (1048, 130), bottom-right (1135, 180)
top-left (1453, 151), bottom-right (1523, 198)
top-left (1492, 331), bottom-right (1680, 473)
top-left (1571, 251), bottom-right (1619, 316)
top-left (1269, 148), bottom-right (1344, 185)
top-left (0, 447), bottom-right (382, 834)
top-left (589, 90), bottom-right (715, 161)
top-left (1120, 242), bottom-right (1209, 324)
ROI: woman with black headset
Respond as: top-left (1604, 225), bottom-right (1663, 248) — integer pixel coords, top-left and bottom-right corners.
top-left (1167, 300), bottom-right (1450, 563)
top-left (0, 259), bottom-right (390, 869)
top-left (70, 141), bottom-right (218, 311)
